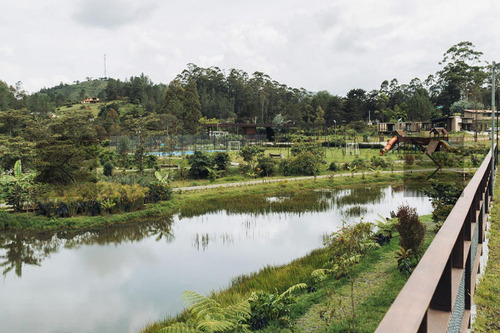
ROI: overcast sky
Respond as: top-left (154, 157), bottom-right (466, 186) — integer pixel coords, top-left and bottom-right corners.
top-left (1, 0), bottom-right (499, 96)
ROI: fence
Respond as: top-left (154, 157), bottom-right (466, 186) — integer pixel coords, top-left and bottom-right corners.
top-left (376, 148), bottom-right (496, 333)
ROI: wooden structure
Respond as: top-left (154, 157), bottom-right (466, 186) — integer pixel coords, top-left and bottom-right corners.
top-left (376, 148), bottom-right (496, 332)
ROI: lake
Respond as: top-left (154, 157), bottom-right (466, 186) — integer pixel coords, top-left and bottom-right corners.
top-left (0, 185), bottom-right (433, 333)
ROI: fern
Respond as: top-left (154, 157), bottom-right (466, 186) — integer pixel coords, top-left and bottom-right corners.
top-left (162, 291), bottom-right (251, 333)
top-left (276, 283), bottom-right (307, 302)
top-left (311, 268), bottom-right (335, 282)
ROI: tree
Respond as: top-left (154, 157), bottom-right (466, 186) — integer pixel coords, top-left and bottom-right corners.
top-left (343, 89), bottom-right (367, 122)
top-left (183, 80), bottom-right (202, 134)
top-left (438, 41), bottom-right (488, 110)
top-left (406, 89), bottom-right (435, 121)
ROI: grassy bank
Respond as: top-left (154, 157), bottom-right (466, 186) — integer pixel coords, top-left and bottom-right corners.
top-left (472, 172), bottom-right (500, 332)
top-left (142, 215), bottom-right (436, 333)
top-left (0, 170), bottom-right (437, 233)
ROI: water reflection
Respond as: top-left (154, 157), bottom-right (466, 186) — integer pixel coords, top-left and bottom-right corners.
top-left (1, 217), bottom-right (174, 278)
top-left (0, 185), bottom-right (433, 333)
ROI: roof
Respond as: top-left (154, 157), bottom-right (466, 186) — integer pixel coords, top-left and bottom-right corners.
top-left (394, 130), bottom-right (406, 137)
top-left (430, 127), bottom-right (449, 135)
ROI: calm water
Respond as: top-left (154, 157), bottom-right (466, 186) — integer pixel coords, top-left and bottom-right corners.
top-left (0, 186), bottom-right (432, 333)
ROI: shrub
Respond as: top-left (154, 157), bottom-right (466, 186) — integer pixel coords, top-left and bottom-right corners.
top-left (343, 157), bottom-right (366, 170)
top-left (424, 180), bottom-right (464, 232)
top-left (395, 205), bottom-right (426, 257)
top-left (145, 155), bottom-right (158, 169)
top-left (145, 182), bottom-right (173, 203)
top-left (239, 145), bottom-right (264, 162)
top-left (328, 162), bottom-right (338, 172)
top-left (187, 151), bottom-right (213, 179)
top-left (290, 142), bottom-right (323, 158)
top-left (281, 152), bottom-right (320, 176)
top-left (37, 181), bottom-right (148, 217)
top-left (370, 156), bottom-right (388, 168)
top-left (213, 152), bottom-right (230, 171)
top-left (256, 155), bottom-right (278, 177)
top-left (432, 151), bottom-right (456, 167)
top-left (103, 162), bottom-right (114, 177)
top-left (404, 154), bottom-right (415, 166)
top-left (248, 284), bottom-right (307, 330)
top-left (350, 157), bottom-right (366, 169)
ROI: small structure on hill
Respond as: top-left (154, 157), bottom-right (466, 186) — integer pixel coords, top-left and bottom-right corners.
top-left (81, 97), bottom-right (100, 104)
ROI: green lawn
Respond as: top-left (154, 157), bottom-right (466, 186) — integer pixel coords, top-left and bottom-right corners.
top-left (472, 171), bottom-right (500, 332)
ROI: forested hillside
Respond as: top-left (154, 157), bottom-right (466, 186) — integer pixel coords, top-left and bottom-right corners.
top-left (0, 41), bottom-right (494, 130)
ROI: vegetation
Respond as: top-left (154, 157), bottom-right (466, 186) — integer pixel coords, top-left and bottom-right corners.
top-left (395, 205), bottom-right (426, 257)
top-left (143, 214), bottom-right (437, 333)
top-left (473, 172), bottom-right (500, 332)
top-left (0, 40), bottom-right (495, 332)
top-left (161, 291), bottom-right (252, 333)
top-left (424, 179), bottom-right (464, 231)
top-left (318, 222), bottom-right (379, 332)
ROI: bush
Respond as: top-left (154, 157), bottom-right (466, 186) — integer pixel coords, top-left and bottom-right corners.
top-left (213, 152), bottom-right (230, 171)
top-left (145, 182), bottom-right (173, 203)
top-left (103, 162), bottom-right (114, 177)
top-left (37, 181), bottom-right (148, 217)
top-left (343, 157), bottom-right (366, 170)
top-left (238, 162), bottom-right (253, 177)
top-left (187, 151), bottom-right (213, 179)
top-left (248, 284), bottom-right (307, 330)
top-left (328, 162), bottom-right (338, 172)
top-left (256, 155), bottom-right (278, 177)
top-left (424, 180), bottom-right (464, 232)
top-left (145, 155), bottom-right (158, 169)
top-left (239, 145), bottom-right (264, 162)
top-left (432, 151), bottom-right (456, 167)
top-left (395, 205), bottom-right (426, 257)
top-left (290, 142), bottom-right (323, 158)
top-left (404, 154), bottom-right (415, 166)
top-left (281, 152), bottom-right (321, 176)
top-left (370, 156), bottom-right (388, 168)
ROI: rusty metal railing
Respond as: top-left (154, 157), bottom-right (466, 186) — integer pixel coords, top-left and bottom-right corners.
top-left (376, 148), bottom-right (495, 333)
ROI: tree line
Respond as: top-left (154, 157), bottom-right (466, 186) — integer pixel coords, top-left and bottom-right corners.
top-left (0, 41), bottom-right (497, 182)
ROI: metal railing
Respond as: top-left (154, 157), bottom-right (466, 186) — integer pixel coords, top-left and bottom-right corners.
top-left (376, 148), bottom-right (495, 333)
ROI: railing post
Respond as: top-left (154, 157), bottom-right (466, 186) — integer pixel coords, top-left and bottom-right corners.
top-left (430, 256), bottom-right (452, 311)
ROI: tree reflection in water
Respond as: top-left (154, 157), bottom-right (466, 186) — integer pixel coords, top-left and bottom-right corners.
top-left (0, 216), bottom-right (174, 278)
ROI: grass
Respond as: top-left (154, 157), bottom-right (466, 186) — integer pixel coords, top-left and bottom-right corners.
top-left (472, 171), bottom-right (500, 332)
top-left (0, 169), bottom-right (465, 233)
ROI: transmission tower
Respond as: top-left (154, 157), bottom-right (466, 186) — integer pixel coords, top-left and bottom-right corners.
top-left (104, 54), bottom-right (107, 78)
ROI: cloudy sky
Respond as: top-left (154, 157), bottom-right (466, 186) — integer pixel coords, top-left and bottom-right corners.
top-left (1, 0), bottom-right (499, 96)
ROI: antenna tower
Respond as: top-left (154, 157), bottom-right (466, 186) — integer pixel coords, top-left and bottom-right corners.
top-left (104, 54), bottom-right (107, 78)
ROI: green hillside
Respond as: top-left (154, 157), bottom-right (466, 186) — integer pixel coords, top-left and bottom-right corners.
top-left (40, 79), bottom-right (108, 103)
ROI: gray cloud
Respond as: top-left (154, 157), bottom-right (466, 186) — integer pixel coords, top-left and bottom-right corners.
top-left (1, 0), bottom-right (499, 95)
top-left (73, 0), bottom-right (158, 29)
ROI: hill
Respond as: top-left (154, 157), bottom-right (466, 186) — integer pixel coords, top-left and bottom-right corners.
top-left (40, 79), bottom-right (108, 103)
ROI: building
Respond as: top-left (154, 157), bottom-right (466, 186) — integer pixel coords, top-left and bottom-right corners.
top-left (377, 121), bottom-right (432, 134)
top-left (431, 110), bottom-right (499, 132)
top-left (81, 97), bottom-right (100, 104)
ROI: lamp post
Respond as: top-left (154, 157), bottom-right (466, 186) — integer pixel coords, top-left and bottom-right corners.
top-left (333, 120), bottom-right (337, 148)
